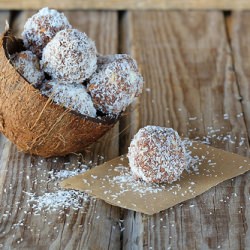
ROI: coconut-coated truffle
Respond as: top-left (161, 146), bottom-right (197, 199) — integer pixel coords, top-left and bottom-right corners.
top-left (41, 81), bottom-right (96, 118)
top-left (87, 54), bottom-right (144, 115)
top-left (22, 7), bottom-right (72, 57)
top-left (41, 29), bottom-right (97, 84)
top-left (11, 51), bottom-right (44, 87)
top-left (128, 126), bottom-right (187, 184)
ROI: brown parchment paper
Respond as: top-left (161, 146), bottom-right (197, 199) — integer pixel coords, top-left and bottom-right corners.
top-left (60, 142), bottom-right (250, 215)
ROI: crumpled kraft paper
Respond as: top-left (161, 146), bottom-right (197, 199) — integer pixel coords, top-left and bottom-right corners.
top-left (60, 142), bottom-right (250, 215)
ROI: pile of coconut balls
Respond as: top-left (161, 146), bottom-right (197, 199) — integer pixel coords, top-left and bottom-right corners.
top-left (11, 7), bottom-right (144, 118)
top-left (11, 8), bottom-right (188, 185)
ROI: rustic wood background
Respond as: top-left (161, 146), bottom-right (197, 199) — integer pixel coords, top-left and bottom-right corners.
top-left (0, 8), bottom-right (250, 250)
top-left (0, 1), bottom-right (250, 10)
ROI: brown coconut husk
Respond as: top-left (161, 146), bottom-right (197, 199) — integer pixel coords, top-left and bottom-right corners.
top-left (0, 30), bottom-right (119, 157)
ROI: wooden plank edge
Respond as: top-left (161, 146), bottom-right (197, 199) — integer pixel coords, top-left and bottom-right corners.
top-left (0, 0), bottom-right (250, 10)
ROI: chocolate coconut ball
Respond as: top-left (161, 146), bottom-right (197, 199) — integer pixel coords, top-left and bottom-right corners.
top-left (87, 54), bottom-right (144, 115)
top-left (41, 29), bottom-right (97, 84)
top-left (22, 7), bottom-right (72, 57)
top-left (128, 126), bottom-right (187, 184)
top-left (41, 81), bottom-right (96, 118)
top-left (11, 51), bottom-right (44, 87)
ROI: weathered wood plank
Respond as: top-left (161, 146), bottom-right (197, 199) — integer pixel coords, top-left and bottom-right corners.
top-left (229, 13), bottom-right (250, 249)
top-left (230, 12), bottom-right (250, 140)
top-left (120, 11), bottom-right (250, 250)
top-left (0, 0), bottom-right (249, 10)
top-left (0, 10), bottom-right (121, 249)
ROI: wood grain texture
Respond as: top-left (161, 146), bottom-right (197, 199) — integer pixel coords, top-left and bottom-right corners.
top-left (2, 9), bottom-right (250, 250)
top-left (0, 10), bottom-right (121, 249)
top-left (229, 13), bottom-right (250, 249)
top-left (120, 11), bottom-right (250, 250)
top-left (230, 12), bottom-right (250, 139)
top-left (0, 0), bottom-right (249, 10)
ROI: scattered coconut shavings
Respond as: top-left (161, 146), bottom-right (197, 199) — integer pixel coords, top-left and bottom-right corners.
top-left (183, 139), bottom-right (200, 173)
top-left (111, 167), bottom-right (167, 194)
top-left (42, 81), bottom-right (96, 117)
top-left (108, 165), bottom-right (198, 197)
top-left (25, 190), bottom-right (89, 213)
top-left (48, 166), bottom-right (89, 180)
top-left (187, 125), bottom-right (248, 149)
top-left (25, 165), bottom-right (90, 213)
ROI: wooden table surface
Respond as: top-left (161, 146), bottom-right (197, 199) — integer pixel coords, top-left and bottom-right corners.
top-left (0, 10), bottom-right (250, 250)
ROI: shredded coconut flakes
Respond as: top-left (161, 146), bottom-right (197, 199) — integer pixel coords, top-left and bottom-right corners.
top-left (25, 166), bottom-right (90, 214)
top-left (11, 51), bottom-right (44, 86)
top-left (41, 81), bottom-right (97, 117)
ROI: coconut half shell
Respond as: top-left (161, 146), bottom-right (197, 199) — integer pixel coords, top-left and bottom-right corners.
top-left (0, 30), bottom-right (119, 157)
